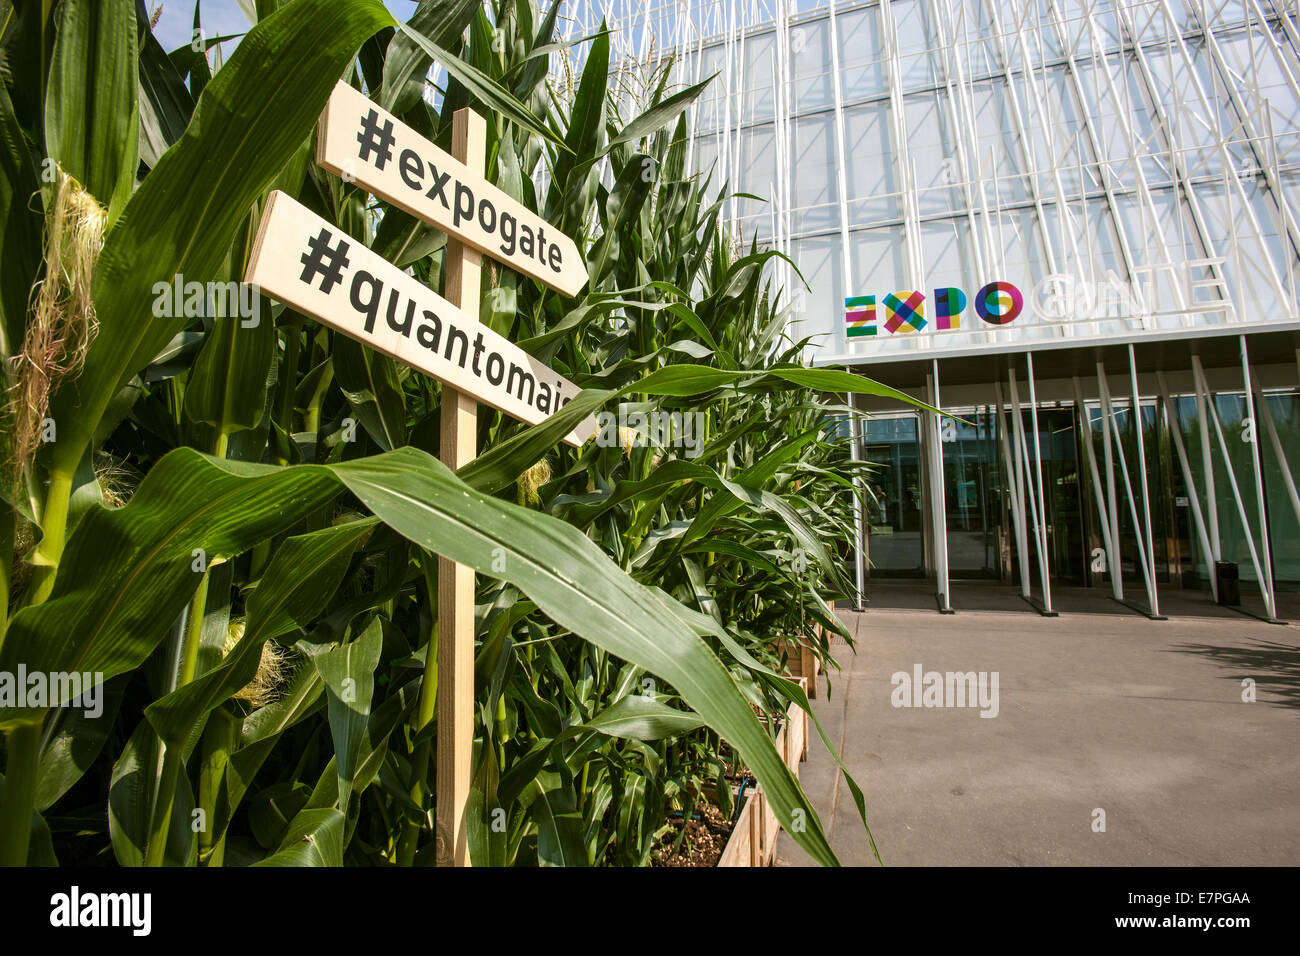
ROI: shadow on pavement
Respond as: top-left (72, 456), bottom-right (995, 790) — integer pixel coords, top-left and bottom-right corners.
top-left (1168, 638), bottom-right (1300, 711)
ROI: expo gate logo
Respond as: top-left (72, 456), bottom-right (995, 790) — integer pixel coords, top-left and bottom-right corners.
top-left (845, 281), bottom-right (1023, 339)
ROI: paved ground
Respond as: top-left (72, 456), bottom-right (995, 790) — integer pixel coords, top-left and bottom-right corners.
top-left (776, 583), bottom-right (1300, 866)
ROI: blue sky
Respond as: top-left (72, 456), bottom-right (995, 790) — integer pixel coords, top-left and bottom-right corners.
top-left (151, 1), bottom-right (420, 55)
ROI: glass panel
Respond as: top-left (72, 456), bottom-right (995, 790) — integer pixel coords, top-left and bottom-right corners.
top-left (920, 218), bottom-right (977, 293)
top-left (790, 112), bottom-right (839, 220)
top-left (743, 31), bottom-right (776, 123)
top-left (737, 123), bottom-right (777, 222)
top-left (850, 226), bottom-right (909, 296)
top-left (836, 5), bottom-right (885, 101)
top-left (904, 90), bottom-right (961, 215)
top-left (865, 416), bottom-right (925, 576)
top-left (1014, 406), bottom-right (1086, 587)
top-left (843, 102), bottom-right (899, 223)
top-left (942, 407), bottom-right (1002, 578)
top-left (1261, 392), bottom-right (1300, 585)
top-left (790, 234), bottom-right (842, 349)
top-left (790, 16), bottom-right (833, 111)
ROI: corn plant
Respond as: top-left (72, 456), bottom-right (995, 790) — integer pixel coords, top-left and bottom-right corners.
top-left (0, 0), bottom-right (911, 867)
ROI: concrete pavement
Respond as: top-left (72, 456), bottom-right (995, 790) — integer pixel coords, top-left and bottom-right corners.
top-left (776, 585), bottom-right (1300, 866)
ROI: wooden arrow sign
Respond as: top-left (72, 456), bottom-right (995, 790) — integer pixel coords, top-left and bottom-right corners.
top-left (316, 81), bottom-right (589, 297)
top-left (244, 189), bottom-right (596, 447)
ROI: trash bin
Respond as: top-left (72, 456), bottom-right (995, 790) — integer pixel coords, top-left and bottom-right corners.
top-left (1216, 561), bottom-right (1240, 606)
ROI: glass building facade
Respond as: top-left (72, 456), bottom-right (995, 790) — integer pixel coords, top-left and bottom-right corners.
top-left (567, 0), bottom-right (1300, 620)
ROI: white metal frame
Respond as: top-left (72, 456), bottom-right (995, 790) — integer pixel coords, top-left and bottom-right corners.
top-left (563, 1), bottom-right (1300, 368)
top-left (564, 1), bottom-right (1300, 617)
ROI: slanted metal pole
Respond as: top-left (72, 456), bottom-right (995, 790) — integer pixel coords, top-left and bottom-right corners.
top-left (1099, 362), bottom-right (1157, 610)
top-left (1097, 362), bottom-right (1124, 601)
top-left (1073, 377), bottom-right (1118, 592)
top-left (1239, 337), bottom-right (1277, 620)
top-left (1025, 352), bottom-right (1053, 614)
top-left (1193, 356), bottom-right (1272, 618)
top-left (1249, 366), bottom-right (1300, 532)
top-left (1008, 369), bottom-right (1040, 598)
top-left (1195, 365), bottom-right (1221, 562)
top-left (1009, 369), bottom-right (1048, 609)
top-left (1128, 344), bottom-right (1159, 618)
top-left (995, 382), bottom-right (1030, 597)
top-left (1156, 372), bottom-right (1217, 601)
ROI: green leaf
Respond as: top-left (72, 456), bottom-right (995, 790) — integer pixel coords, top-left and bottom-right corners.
top-left (0, 78), bottom-right (42, 360)
top-left (397, 21), bottom-right (566, 150)
top-left (0, 457), bottom-right (341, 726)
top-left (307, 616), bottom-right (384, 809)
top-left (458, 387), bottom-right (614, 494)
top-left (108, 720), bottom-right (197, 866)
top-left (143, 519), bottom-right (375, 754)
top-left (46, 0), bottom-right (398, 486)
top-left (553, 27), bottom-right (607, 191)
top-left (379, 0), bottom-right (482, 115)
top-left (251, 807), bottom-right (344, 866)
top-left (184, 309), bottom-right (277, 434)
top-left (578, 694), bottom-right (705, 740)
top-left (43, 0), bottom-right (139, 217)
top-left (332, 335), bottom-right (407, 451)
top-left (136, 14), bottom-right (195, 168)
top-left (607, 74), bottom-right (714, 150)
top-left (524, 776), bottom-right (587, 867)
top-left (36, 676), bottom-right (126, 810)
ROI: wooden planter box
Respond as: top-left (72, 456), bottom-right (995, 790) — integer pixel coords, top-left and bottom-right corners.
top-left (717, 677), bottom-right (808, 867)
top-left (777, 629), bottom-right (823, 698)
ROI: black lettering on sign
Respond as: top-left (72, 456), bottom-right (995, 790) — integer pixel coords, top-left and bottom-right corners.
top-left (316, 84), bottom-right (589, 296)
top-left (245, 191), bottom-right (596, 443)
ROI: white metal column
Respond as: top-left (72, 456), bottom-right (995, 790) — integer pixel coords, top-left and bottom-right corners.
top-left (1127, 344), bottom-right (1160, 618)
top-left (1195, 368), bottom-right (1221, 564)
top-left (1098, 361), bottom-right (1158, 615)
top-left (994, 381), bottom-right (1031, 599)
top-left (1073, 377), bottom-right (1120, 598)
top-left (1097, 362), bottom-right (1124, 602)
top-left (1239, 337), bottom-right (1278, 621)
top-left (1025, 353), bottom-right (1054, 615)
top-left (1009, 366), bottom-right (1053, 614)
top-left (929, 360), bottom-right (951, 613)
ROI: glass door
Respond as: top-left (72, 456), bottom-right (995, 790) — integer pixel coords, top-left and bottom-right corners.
top-left (864, 416), bottom-right (925, 577)
top-left (942, 408), bottom-right (1001, 578)
top-left (1011, 407), bottom-right (1086, 586)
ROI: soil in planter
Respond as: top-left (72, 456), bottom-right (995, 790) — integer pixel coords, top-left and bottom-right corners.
top-left (650, 800), bottom-right (733, 867)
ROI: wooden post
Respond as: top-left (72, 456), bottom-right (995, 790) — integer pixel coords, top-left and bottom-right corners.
top-left (436, 107), bottom-right (486, 867)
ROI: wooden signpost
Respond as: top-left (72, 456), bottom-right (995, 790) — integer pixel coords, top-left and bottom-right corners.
top-left (245, 86), bottom-right (594, 867)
